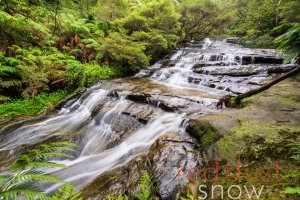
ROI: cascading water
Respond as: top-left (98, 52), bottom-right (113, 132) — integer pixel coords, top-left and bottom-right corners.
top-left (45, 112), bottom-right (184, 193)
top-left (151, 38), bottom-right (285, 95)
top-left (0, 38), bottom-right (290, 199)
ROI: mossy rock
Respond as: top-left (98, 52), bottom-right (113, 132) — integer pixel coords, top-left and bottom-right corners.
top-left (186, 120), bottom-right (223, 146)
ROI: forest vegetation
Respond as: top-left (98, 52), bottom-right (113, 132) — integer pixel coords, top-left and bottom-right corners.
top-left (0, 0), bottom-right (299, 118)
top-left (0, 0), bottom-right (299, 199)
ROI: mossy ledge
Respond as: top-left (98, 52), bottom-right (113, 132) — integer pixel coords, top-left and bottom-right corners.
top-left (186, 119), bottom-right (223, 146)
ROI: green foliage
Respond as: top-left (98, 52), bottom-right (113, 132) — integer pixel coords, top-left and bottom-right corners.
top-left (289, 142), bottom-right (300, 164)
top-left (0, 141), bottom-right (79, 200)
top-left (104, 195), bottom-right (129, 200)
top-left (101, 32), bottom-right (150, 72)
top-left (135, 172), bottom-right (155, 200)
top-left (50, 184), bottom-right (82, 200)
top-left (179, 0), bottom-right (232, 42)
top-left (239, 34), bottom-right (276, 48)
top-left (0, 90), bottom-right (69, 119)
top-left (0, 54), bottom-right (22, 91)
top-left (92, 0), bottom-right (128, 20)
top-left (81, 63), bottom-right (119, 86)
top-left (275, 23), bottom-right (300, 59)
top-left (118, 0), bottom-right (180, 60)
top-left (180, 192), bottom-right (197, 200)
top-left (284, 187), bottom-right (300, 196)
top-left (0, 11), bottom-right (51, 48)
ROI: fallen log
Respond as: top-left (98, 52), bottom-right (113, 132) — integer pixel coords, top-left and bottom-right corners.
top-left (217, 65), bottom-right (300, 108)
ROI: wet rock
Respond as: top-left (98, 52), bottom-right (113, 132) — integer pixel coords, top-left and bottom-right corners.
top-left (267, 64), bottom-right (297, 74)
top-left (157, 59), bottom-right (172, 67)
top-left (225, 38), bottom-right (239, 44)
top-left (121, 112), bottom-right (148, 124)
top-left (126, 93), bottom-right (151, 103)
top-left (107, 90), bottom-right (119, 98)
top-left (242, 56), bottom-right (253, 65)
top-left (254, 56), bottom-right (284, 64)
top-left (150, 134), bottom-right (202, 200)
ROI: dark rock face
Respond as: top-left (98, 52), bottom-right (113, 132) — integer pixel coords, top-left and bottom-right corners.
top-left (254, 56), bottom-right (284, 64)
top-left (126, 93), bottom-right (151, 103)
top-left (225, 38), bottom-right (239, 44)
top-left (151, 135), bottom-right (202, 199)
top-left (107, 90), bottom-right (119, 98)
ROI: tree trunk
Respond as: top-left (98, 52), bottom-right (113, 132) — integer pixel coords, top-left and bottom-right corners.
top-left (217, 65), bottom-right (300, 108)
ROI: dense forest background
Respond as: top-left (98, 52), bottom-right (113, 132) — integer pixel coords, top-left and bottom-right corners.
top-left (0, 0), bottom-right (299, 117)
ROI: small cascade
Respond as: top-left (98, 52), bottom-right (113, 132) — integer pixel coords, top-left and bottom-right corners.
top-left (202, 38), bottom-right (212, 49)
top-left (44, 113), bottom-right (185, 193)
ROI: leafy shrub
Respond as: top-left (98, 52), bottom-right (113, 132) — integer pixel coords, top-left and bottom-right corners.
top-left (239, 34), bottom-right (276, 48)
top-left (81, 63), bottom-right (119, 86)
top-left (100, 32), bottom-right (150, 73)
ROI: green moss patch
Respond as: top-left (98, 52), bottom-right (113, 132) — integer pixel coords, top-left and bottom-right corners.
top-left (187, 120), bottom-right (223, 146)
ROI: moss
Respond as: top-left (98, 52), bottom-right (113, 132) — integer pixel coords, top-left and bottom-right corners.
top-left (281, 94), bottom-right (300, 105)
top-left (188, 120), bottom-right (222, 146)
top-left (218, 122), bottom-right (300, 163)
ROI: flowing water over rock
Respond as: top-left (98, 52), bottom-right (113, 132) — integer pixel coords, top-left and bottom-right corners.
top-left (0, 39), bottom-right (295, 199)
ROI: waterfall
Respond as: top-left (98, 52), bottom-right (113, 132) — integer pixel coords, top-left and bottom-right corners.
top-left (0, 38), bottom-right (286, 198)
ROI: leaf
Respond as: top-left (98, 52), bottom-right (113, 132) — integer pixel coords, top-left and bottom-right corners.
top-left (284, 187), bottom-right (300, 196)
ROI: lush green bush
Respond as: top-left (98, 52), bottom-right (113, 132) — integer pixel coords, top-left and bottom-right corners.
top-left (100, 32), bottom-right (150, 72)
top-left (0, 90), bottom-right (69, 119)
top-left (238, 34), bottom-right (277, 48)
top-left (81, 63), bottom-right (119, 86)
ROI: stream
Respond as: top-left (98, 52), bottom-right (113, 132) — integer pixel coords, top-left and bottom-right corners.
top-left (0, 39), bottom-right (295, 199)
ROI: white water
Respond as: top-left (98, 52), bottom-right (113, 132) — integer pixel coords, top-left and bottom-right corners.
top-left (45, 113), bottom-right (184, 193)
top-left (0, 89), bottom-right (108, 151)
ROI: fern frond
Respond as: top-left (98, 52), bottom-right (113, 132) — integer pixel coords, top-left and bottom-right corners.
top-left (0, 95), bottom-right (11, 103)
top-left (135, 172), bottom-right (155, 200)
top-left (13, 171), bottom-right (64, 184)
top-left (1, 183), bottom-right (47, 200)
top-left (51, 184), bottom-right (82, 200)
top-left (0, 80), bottom-right (22, 88)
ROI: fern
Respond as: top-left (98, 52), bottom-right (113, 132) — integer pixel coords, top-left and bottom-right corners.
top-left (0, 141), bottom-right (79, 200)
top-left (135, 172), bottom-right (155, 200)
top-left (284, 187), bottom-right (300, 196)
top-left (50, 184), bottom-right (82, 200)
top-left (0, 95), bottom-right (11, 103)
top-left (104, 195), bottom-right (129, 200)
top-left (11, 141), bottom-right (78, 171)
